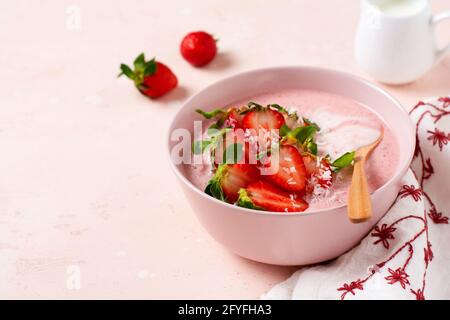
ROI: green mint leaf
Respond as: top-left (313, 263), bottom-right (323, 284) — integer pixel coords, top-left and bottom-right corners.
top-left (268, 104), bottom-right (288, 113)
top-left (303, 117), bottom-right (320, 131)
top-left (204, 165), bottom-right (228, 202)
top-left (118, 64), bottom-right (134, 79)
top-left (144, 58), bottom-right (157, 76)
top-left (195, 108), bottom-right (226, 119)
top-left (205, 128), bottom-right (233, 166)
top-left (295, 125), bottom-right (317, 143)
top-left (192, 140), bottom-right (212, 155)
top-left (237, 189), bottom-right (264, 210)
top-left (133, 53), bottom-right (146, 70)
top-left (207, 126), bottom-right (231, 138)
top-left (205, 178), bottom-right (225, 202)
top-left (223, 143), bottom-right (243, 164)
top-left (207, 123), bottom-right (220, 136)
top-left (240, 101), bottom-right (263, 114)
top-left (307, 140), bottom-right (318, 155)
top-left (247, 101), bottom-right (263, 109)
top-left (216, 117), bottom-right (226, 128)
top-left (279, 124), bottom-right (290, 137)
top-left (332, 151), bottom-right (356, 172)
top-left (286, 125), bottom-right (317, 143)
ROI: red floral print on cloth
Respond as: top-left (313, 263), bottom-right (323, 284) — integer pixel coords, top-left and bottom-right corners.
top-left (336, 97), bottom-right (449, 300)
top-left (438, 96), bottom-right (450, 108)
top-left (427, 128), bottom-right (449, 151)
top-left (385, 267), bottom-right (410, 289)
top-left (371, 224), bottom-right (396, 249)
top-left (399, 185), bottom-right (422, 201)
top-left (411, 288), bottom-right (425, 300)
top-left (428, 208), bottom-right (449, 224)
top-left (424, 241), bottom-right (433, 267)
top-left (423, 158), bottom-right (434, 178)
top-left (337, 279), bottom-right (364, 300)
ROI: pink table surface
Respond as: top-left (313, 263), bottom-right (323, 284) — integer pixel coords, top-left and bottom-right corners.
top-left (1, 0), bottom-right (449, 299)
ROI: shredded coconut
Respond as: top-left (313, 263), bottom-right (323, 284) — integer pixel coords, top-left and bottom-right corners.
top-left (287, 178), bottom-right (297, 185)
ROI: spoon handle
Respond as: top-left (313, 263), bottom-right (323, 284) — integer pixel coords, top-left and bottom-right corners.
top-left (348, 158), bottom-right (372, 223)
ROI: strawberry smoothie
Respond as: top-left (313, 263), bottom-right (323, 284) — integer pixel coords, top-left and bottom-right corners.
top-left (185, 89), bottom-right (399, 212)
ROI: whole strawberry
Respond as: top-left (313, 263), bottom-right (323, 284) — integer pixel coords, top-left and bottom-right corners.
top-left (119, 53), bottom-right (178, 98)
top-left (180, 31), bottom-right (217, 67)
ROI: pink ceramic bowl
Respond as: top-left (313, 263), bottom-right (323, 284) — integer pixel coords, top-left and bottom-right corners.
top-left (167, 66), bottom-right (415, 266)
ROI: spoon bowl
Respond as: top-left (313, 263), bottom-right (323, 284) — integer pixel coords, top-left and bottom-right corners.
top-left (348, 128), bottom-right (384, 223)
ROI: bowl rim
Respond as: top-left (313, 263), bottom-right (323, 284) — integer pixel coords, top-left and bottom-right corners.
top-left (166, 65), bottom-right (415, 217)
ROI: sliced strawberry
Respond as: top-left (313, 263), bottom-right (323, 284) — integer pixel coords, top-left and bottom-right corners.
top-left (224, 108), bottom-right (244, 128)
top-left (242, 108), bottom-right (285, 130)
top-left (205, 164), bottom-right (259, 204)
top-left (302, 154), bottom-right (318, 177)
top-left (243, 181), bottom-right (308, 212)
top-left (222, 164), bottom-right (259, 203)
top-left (302, 154), bottom-right (333, 190)
top-left (261, 145), bottom-right (307, 192)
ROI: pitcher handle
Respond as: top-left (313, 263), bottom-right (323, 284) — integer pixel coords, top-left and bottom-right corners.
top-left (432, 11), bottom-right (450, 60)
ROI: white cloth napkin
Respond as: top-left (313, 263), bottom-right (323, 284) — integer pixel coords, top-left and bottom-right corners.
top-left (263, 96), bottom-right (450, 300)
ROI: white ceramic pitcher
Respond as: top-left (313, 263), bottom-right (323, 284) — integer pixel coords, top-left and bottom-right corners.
top-left (355, 0), bottom-right (450, 84)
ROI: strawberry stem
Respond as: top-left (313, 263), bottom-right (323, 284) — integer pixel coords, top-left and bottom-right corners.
top-left (118, 53), bottom-right (157, 89)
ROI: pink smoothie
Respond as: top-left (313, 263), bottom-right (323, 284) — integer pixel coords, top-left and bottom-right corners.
top-left (185, 89), bottom-right (399, 212)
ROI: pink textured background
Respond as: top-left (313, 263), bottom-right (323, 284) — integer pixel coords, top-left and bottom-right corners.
top-left (1, 0), bottom-right (449, 299)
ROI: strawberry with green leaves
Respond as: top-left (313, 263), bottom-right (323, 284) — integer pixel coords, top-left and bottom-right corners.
top-left (205, 164), bottom-right (259, 204)
top-left (119, 53), bottom-right (178, 99)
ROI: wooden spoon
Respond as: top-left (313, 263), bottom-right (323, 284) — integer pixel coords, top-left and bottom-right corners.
top-left (347, 128), bottom-right (384, 223)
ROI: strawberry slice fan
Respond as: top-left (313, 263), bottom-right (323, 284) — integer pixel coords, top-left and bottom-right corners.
top-left (263, 96), bottom-right (450, 300)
